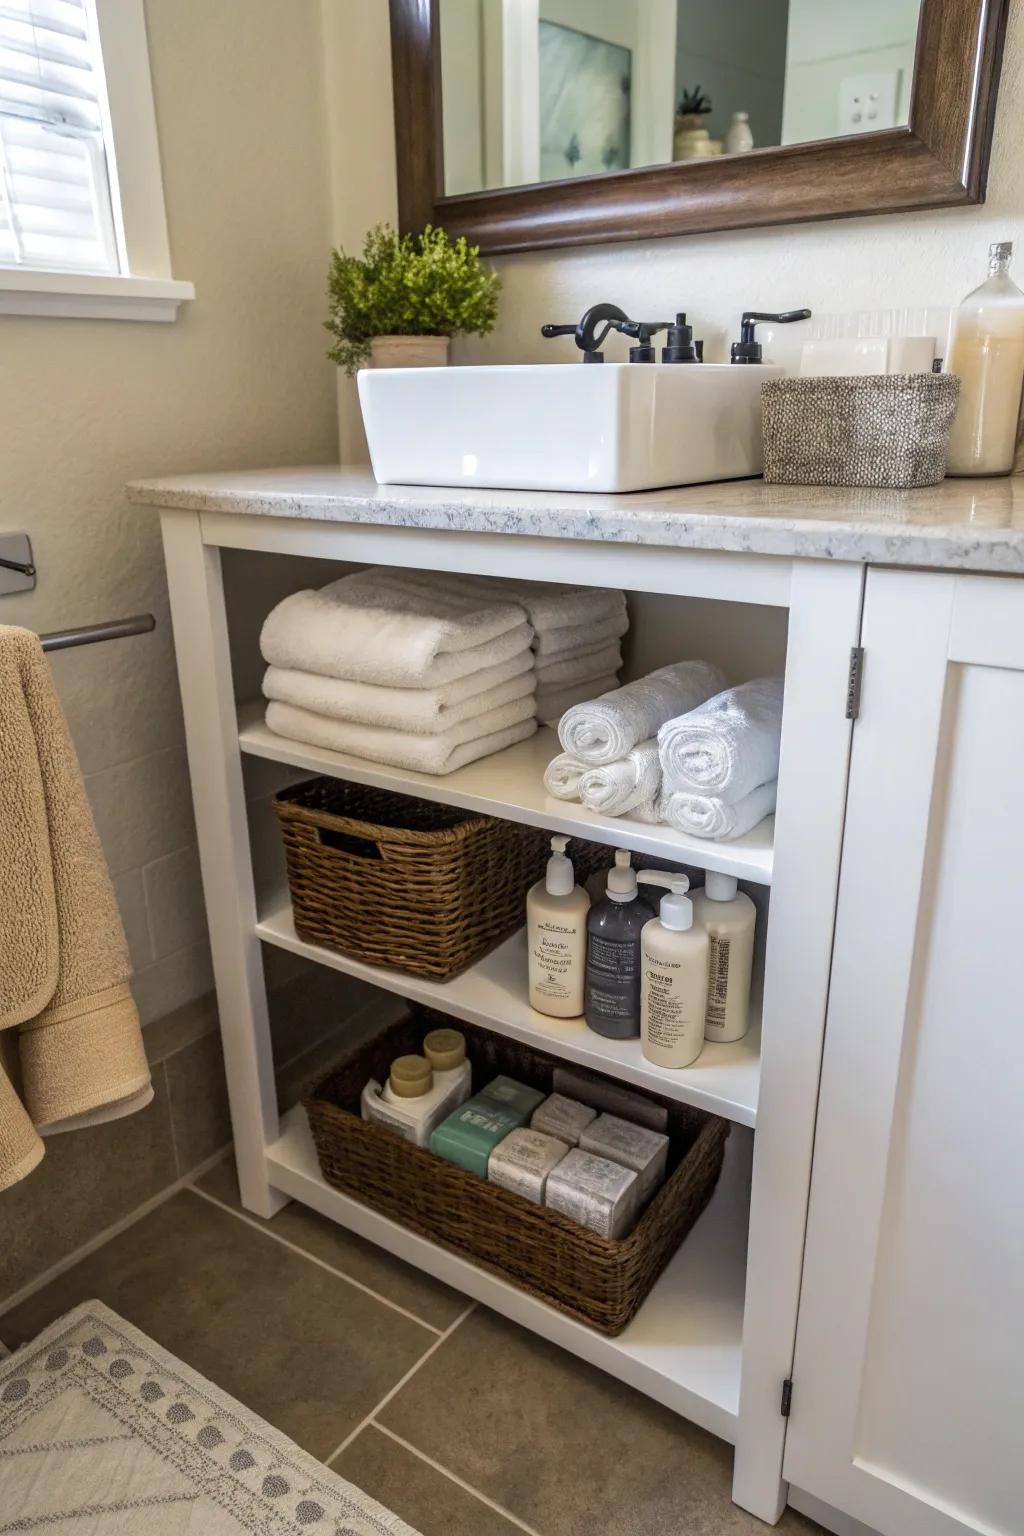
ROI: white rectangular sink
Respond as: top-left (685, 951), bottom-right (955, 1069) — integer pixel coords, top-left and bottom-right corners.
top-left (357, 362), bottom-right (781, 494)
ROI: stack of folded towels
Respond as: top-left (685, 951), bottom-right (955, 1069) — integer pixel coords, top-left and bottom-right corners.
top-left (544, 667), bottom-right (784, 841)
top-left (259, 568), bottom-right (628, 775)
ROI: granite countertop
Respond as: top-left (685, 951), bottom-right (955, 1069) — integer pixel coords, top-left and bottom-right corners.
top-left (126, 466), bottom-right (1024, 575)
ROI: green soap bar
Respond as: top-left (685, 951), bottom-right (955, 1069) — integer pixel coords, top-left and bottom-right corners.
top-left (481, 1075), bottom-right (547, 1119)
top-left (430, 1095), bottom-right (528, 1178)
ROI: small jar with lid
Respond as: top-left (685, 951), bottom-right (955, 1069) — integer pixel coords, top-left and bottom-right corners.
top-left (423, 1027), bottom-right (472, 1106)
top-left (361, 1050), bottom-right (468, 1147)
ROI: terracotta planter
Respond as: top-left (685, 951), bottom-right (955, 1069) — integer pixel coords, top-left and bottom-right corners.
top-left (368, 335), bottom-right (450, 369)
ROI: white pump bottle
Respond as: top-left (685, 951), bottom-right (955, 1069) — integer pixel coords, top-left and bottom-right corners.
top-left (527, 835), bottom-right (590, 1018)
top-left (639, 877), bottom-right (709, 1069)
top-left (691, 872), bottom-right (755, 1042)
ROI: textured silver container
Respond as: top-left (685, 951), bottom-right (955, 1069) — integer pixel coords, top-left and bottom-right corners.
top-left (761, 373), bottom-right (961, 489)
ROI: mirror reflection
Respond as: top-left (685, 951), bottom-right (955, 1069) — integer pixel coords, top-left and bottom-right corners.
top-left (439, 0), bottom-right (923, 196)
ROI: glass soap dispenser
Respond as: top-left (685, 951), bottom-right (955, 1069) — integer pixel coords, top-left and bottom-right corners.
top-left (946, 240), bottom-right (1024, 476)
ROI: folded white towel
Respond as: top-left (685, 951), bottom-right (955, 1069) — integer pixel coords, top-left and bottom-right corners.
top-left (360, 568), bottom-right (628, 646)
top-left (578, 739), bottom-right (662, 819)
top-left (262, 650), bottom-right (534, 735)
top-left (537, 673), bottom-right (620, 729)
top-left (534, 641), bottom-right (623, 686)
top-left (534, 610), bottom-right (630, 660)
top-left (659, 780), bottom-right (777, 841)
top-left (658, 677), bottom-right (785, 803)
top-left (558, 660), bottom-right (726, 767)
top-left (543, 751), bottom-right (586, 801)
top-left (260, 570), bottom-right (531, 688)
top-left (265, 695), bottom-right (537, 776)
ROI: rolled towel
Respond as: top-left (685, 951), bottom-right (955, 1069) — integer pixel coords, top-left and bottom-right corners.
top-left (543, 751), bottom-right (586, 801)
top-left (578, 739), bottom-right (661, 819)
top-left (537, 673), bottom-right (620, 729)
top-left (265, 694), bottom-right (537, 776)
top-left (658, 677), bottom-right (785, 802)
top-left (260, 569), bottom-right (531, 688)
top-left (559, 660), bottom-right (727, 767)
top-left (534, 640), bottom-right (623, 687)
top-left (263, 649), bottom-right (534, 735)
top-left (659, 780), bottom-right (777, 841)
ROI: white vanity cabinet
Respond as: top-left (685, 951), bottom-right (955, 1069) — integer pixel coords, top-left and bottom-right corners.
top-left (784, 569), bottom-right (1024, 1536)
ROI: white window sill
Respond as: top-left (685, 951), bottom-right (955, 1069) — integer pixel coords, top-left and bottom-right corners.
top-left (0, 270), bottom-right (195, 322)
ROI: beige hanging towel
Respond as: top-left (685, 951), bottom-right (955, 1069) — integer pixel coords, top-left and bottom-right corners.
top-left (0, 626), bottom-right (151, 1192)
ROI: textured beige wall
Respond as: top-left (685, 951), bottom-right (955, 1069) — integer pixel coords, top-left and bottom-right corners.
top-left (0, 0), bottom-right (337, 1022)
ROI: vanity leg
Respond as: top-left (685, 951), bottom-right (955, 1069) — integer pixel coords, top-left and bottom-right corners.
top-left (160, 510), bottom-right (285, 1219)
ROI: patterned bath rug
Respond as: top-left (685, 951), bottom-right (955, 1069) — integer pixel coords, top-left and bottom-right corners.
top-left (0, 1299), bottom-right (420, 1534)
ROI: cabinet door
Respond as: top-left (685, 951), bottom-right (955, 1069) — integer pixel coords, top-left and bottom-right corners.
top-left (783, 569), bottom-right (1024, 1536)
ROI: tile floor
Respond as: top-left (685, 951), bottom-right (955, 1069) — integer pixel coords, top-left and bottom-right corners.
top-left (0, 1153), bottom-right (826, 1536)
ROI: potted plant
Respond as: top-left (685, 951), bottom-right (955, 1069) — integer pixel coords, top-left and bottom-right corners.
top-left (673, 86), bottom-right (720, 161)
top-left (326, 223), bottom-right (501, 375)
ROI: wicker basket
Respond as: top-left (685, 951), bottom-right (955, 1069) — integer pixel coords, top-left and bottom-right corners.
top-left (303, 1009), bottom-right (729, 1336)
top-left (273, 777), bottom-right (609, 982)
top-left (761, 373), bottom-right (961, 488)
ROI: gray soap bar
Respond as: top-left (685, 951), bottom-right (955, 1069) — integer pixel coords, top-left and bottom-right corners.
top-left (552, 1065), bottom-right (668, 1133)
top-left (579, 1113), bottom-right (669, 1206)
top-left (530, 1093), bottom-right (597, 1148)
top-left (545, 1148), bottom-right (640, 1239)
top-left (489, 1128), bottom-right (569, 1204)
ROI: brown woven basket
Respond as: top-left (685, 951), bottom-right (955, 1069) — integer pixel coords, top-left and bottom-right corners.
top-left (273, 777), bottom-right (609, 982)
top-left (303, 1009), bottom-right (729, 1336)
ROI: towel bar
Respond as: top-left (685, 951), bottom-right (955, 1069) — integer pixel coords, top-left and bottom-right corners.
top-left (39, 613), bottom-right (156, 653)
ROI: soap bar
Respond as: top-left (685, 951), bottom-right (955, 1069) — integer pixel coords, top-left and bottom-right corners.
top-left (531, 1093), bottom-right (596, 1148)
top-left (483, 1075), bottom-right (547, 1119)
top-left (546, 1148), bottom-right (640, 1239)
top-left (552, 1065), bottom-right (668, 1133)
top-left (579, 1113), bottom-right (669, 1206)
top-left (430, 1093), bottom-right (524, 1177)
top-left (488, 1128), bottom-right (568, 1203)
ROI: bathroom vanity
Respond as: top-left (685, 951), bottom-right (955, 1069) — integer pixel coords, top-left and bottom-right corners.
top-left (129, 467), bottom-right (1024, 1536)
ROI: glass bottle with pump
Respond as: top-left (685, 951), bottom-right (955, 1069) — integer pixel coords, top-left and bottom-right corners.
top-left (639, 878), bottom-right (709, 1070)
top-left (527, 835), bottom-right (590, 1018)
top-left (946, 241), bottom-right (1024, 476)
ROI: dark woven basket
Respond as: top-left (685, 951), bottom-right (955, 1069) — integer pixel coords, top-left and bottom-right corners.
top-left (273, 777), bottom-right (609, 982)
top-left (303, 1009), bottom-right (729, 1336)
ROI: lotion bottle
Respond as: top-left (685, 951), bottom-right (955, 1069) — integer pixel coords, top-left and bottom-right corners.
top-left (640, 881), bottom-right (708, 1069)
top-left (584, 851), bottom-right (656, 1039)
top-left (691, 872), bottom-right (755, 1043)
top-left (946, 240), bottom-right (1024, 476)
top-left (528, 835), bottom-right (590, 1017)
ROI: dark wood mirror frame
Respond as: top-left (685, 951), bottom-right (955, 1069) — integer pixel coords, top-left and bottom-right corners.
top-left (390, 0), bottom-right (1009, 255)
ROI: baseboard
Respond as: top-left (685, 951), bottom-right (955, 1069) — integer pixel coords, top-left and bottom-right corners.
top-left (789, 1486), bottom-right (882, 1536)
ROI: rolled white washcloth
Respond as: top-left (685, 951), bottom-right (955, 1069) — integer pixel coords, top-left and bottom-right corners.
top-left (559, 660), bottom-right (726, 767)
top-left (543, 751), bottom-right (586, 801)
top-left (659, 677), bottom-right (784, 802)
top-left (659, 780), bottom-right (777, 841)
top-left (578, 739), bottom-right (661, 819)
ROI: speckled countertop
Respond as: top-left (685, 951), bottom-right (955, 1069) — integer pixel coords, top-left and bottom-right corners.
top-left (126, 466), bottom-right (1024, 575)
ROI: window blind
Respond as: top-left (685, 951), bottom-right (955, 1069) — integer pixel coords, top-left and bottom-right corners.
top-left (0, 0), bottom-right (119, 273)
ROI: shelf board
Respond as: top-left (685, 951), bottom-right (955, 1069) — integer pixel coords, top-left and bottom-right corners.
top-left (238, 702), bottom-right (774, 885)
top-left (266, 1104), bottom-right (750, 1441)
top-left (256, 903), bottom-right (761, 1127)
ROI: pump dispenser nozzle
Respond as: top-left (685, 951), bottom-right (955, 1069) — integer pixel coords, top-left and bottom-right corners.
top-left (606, 848), bottom-right (639, 901)
top-left (638, 870), bottom-right (693, 929)
top-left (545, 834), bottom-right (574, 896)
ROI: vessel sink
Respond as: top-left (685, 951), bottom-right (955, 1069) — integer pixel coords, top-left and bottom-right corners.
top-left (357, 361), bottom-right (781, 494)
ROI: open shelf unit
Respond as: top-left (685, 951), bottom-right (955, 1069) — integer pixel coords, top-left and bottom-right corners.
top-left (266, 1101), bottom-right (751, 1443)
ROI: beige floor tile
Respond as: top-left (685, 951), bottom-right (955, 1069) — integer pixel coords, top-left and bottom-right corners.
top-left (380, 1309), bottom-right (826, 1536)
top-left (0, 1190), bottom-right (435, 1461)
top-left (196, 1159), bottom-right (466, 1331)
top-left (337, 1425), bottom-right (525, 1536)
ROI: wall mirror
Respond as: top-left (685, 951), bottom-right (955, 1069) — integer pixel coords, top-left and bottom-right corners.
top-left (390, 0), bottom-right (1009, 253)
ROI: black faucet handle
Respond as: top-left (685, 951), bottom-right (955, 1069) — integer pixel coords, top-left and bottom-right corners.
top-left (540, 323), bottom-right (577, 338)
top-left (732, 307), bottom-right (812, 364)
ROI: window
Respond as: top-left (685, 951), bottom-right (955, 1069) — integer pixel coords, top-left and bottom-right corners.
top-left (0, 0), bottom-right (191, 319)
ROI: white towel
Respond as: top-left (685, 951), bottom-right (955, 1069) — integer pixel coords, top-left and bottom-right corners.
top-left (578, 740), bottom-right (662, 819)
top-left (260, 570), bottom-right (531, 688)
top-left (266, 696), bottom-right (537, 776)
top-left (659, 780), bottom-right (777, 841)
top-left (262, 650), bottom-right (534, 735)
top-left (371, 569), bottom-right (627, 637)
top-left (658, 677), bottom-right (785, 803)
top-left (534, 610), bottom-right (630, 659)
top-left (537, 673), bottom-right (620, 729)
top-left (543, 751), bottom-right (586, 801)
top-left (558, 660), bottom-right (726, 767)
top-left (535, 641), bottom-right (623, 686)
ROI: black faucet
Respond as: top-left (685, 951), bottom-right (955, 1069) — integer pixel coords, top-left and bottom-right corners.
top-left (541, 303), bottom-right (679, 363)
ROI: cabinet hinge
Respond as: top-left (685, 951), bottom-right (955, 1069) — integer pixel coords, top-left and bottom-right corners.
top-left (845, 646), bottom-right (864, 720)
top-left (780, 1378), bottom-right (793, 1417)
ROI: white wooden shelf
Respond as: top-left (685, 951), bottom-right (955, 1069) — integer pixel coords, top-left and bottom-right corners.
top-left (266, 1103), bottom-right (751, 1442)
top-left (256, 902), bottom-right (761, 1126)
top-left (238, 702), bottom-right (775, 885)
